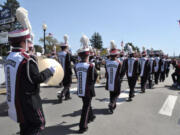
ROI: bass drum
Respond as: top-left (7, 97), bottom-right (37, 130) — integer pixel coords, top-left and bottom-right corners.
top-left (37, 57), bottom-right (64, 86)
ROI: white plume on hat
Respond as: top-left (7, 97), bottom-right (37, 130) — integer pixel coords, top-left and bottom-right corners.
top-left (77, 35), bottom-right (90, 53)
top-left (16, 7), bottom-right (32, 32)
top-left (89, 46), bottom-right (93, 52)
top-left (110, 40), bottom-right (116, 50)
top-left (127, 45), bottom-right (134, 54)
top-left (16, 7), bottom-right (35, 44)
top-left (64, 34), bottom-right (69, 44)
top-left (80, 35), bottom-right (89, 47)
top-left (106, 48), bottom-right (110, 56)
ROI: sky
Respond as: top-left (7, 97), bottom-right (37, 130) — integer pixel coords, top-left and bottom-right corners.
top-left (1, 0), bottom-right (180, 56)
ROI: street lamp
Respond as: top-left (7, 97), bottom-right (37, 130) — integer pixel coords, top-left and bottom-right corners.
top-left (42, 24), bottom-right (47, 54)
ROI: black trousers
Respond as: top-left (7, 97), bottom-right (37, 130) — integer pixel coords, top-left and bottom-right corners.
top-left (172, 72), bottom-right (178, 83)
top-left (79, 97), bottom-right (94, 130)
top-left (128, 77), bottom-right (137, 98)
top-left (59, 75), bottom-right (72, 98)
top-left (160, 71), bottom-right (165, 82)
top-left (166, 69), bottom-right (170, 77)
top-left (109, 91), bottom-right (120, 109)
top-left (19, 109), bottom-right (45, 135)
top-left (148, 73), bottom-right (154, 88)
top-left (59, 87), bottom-right (70, 99)
top-left (141, 76), bottom-right (148, 92)
top-left (154, 72), bottom-right (160, 84)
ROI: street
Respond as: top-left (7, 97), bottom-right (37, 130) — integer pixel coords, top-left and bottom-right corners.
top-left (0, 68), bottom-right (180, 135)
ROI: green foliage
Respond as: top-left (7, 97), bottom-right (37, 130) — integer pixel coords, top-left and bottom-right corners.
top-left (0, 45), bottom-right (9, 56)
top-left (100, 48), bottom-right (108, 56)
top-left (39, 36), bottom-right (58, 46)
top-left (90, 32), bottom-right (103, 49)
top-left (34, 45), bottom-right (42, 53)
top-left (39, 36), bottom-right (59, 53)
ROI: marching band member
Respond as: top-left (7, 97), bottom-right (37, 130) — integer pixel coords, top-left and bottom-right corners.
top-left (95, 50), bottom-right (102, 83)
top-left (154, 52), bottom-right (162, 84)
top-left (165, 55), bottom-right (171, 78)
top-left (123, 45), bottom-right (139, 102)
top-left (139, 47), bottom-right (150, 93)
top-left (57, 35), bottom-right (73, 103)
top-left (160, 54), bottom-right (167, 82)
top-left (89, 46), bottom-right (95, 63)
top-left (5, 7), bottom-right (55, 135)
top-left (75, 35), bottom-right (97, 133)
top-left (148, 49), bottom-right (156, 88)
top-left (119, 50), bottom-right (126, 63)
top-left (105, 40), bottom-right (123, 113)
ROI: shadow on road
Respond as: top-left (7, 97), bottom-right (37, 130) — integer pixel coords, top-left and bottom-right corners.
top-left (42, 122), bottom-right (79, 135)
top-left (62, 108), bottom-right (111, 118)
top-left (95, 97), bottom-right (127, 104)
top-left (0, 101), bottom-right (8, 117)
top-left (42, 98), bottom-right (60, 105)
top-left (164, 85), bottom-right (180, 91)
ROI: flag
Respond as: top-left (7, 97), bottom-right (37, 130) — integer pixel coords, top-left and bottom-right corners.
top-left (178, 20), bottom-right (180, 26)
top-left (48, 33), bottom-right (53, 37)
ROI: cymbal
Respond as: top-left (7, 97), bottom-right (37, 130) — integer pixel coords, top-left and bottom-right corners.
top-left (38, 57), bottom-right (64, 86)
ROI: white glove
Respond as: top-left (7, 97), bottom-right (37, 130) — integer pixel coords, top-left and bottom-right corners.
top-left (49, 66), bottom-right (56, 74)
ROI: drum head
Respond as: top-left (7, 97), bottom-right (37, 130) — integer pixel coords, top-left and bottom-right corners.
top-left (38, 57), bottom-right (64, 86)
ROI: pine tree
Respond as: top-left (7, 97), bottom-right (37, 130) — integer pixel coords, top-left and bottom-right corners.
top-left (90, 32), bottom-right (103, 49)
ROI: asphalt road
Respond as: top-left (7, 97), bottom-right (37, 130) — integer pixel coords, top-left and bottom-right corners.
top-left (0, 68), bottom-right (180, 135)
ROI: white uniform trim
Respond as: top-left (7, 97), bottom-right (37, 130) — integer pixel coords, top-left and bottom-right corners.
top-left (154, 57), bottom-right (160, 72)
top-left (76, 63), bottom-right (90, 97)
top-left (5, 52), bottom-right (25, 122)
top-left (140, 57), bottom-right (148, 77)
top-left (106, 60), bottom-right (120, 91)
top-left (128, 58), bottom-right (136, 77)
top-left (57, 51), bottom-right (67, 72)
top-left (149, 57), bottom-right (154, 73)
top-left (26, 58), bottom-right (37, 84)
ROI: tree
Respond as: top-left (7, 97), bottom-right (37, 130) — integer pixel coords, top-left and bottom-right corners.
top-left (0, 44), bottom-right (9, 56)
top-left (124, 42), bottom-right (140, 52)
top-left (1, 0), bottom-right (21, 31)
top-left (34, 45), bottom-right (43, 53)
top-left (90, 32), bottom-right (103, 49)
top-left (39, 36), bottom-right (59, 54)
top-left (100, 48), bottom-right (108, 56)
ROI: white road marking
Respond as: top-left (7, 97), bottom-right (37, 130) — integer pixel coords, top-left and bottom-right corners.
top-left (159, 95), bottom-right (177, 116)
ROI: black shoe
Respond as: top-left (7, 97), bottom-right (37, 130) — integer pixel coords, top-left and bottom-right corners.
top-left (132, 94), bottom-right (135, 98)
top-left (112, 104), bottom-right (116, 110)
top-left (57, 95), bottom-right (63, 103)
top-left (140, 91), bottom-right (145, 93)
top-left (88, 116), bottom-right (96, 123)
top-left (126, 98), bottom-right (132, 102)
top-left (78, 127), bottom-right (88, 133)
top-left (108, 105), bottom-right (114, 114)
